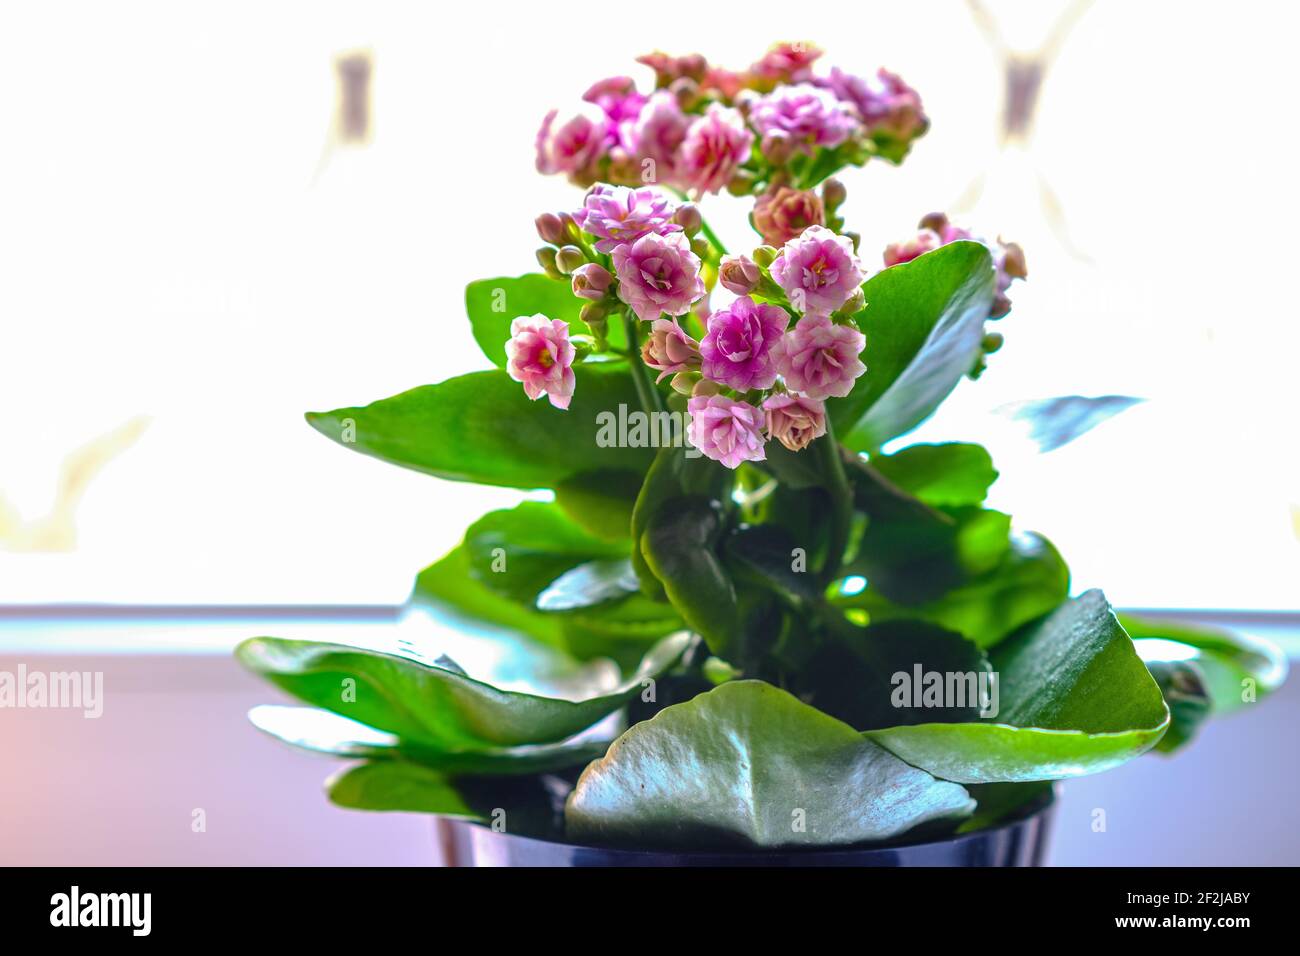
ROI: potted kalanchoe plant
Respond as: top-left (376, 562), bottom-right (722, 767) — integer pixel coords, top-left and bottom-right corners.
top-left (238, 42), bottom-right (1287, 866)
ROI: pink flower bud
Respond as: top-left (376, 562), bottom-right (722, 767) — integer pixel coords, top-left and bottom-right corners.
top-left (718, 254), bottom-right (761, 295)
top-left (641, 318), bottom-right (701, 382)
top-left (762, 393), bottom-right (827, 452)
top-left (571, 263), bottom-right (613, 301)
top-left (535, 213), bottom-right (566, 245)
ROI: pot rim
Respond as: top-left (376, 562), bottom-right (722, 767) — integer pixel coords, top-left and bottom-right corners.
top-left (442, 783), bottom-right (1056, 861)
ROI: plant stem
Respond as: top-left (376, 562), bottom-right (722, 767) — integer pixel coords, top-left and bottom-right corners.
top-left (817, 417), bottom-right (853, 586)
top-left (697, 217), bottom-right (728, 257)
top-left (622, 310), bottom-right (664, 416)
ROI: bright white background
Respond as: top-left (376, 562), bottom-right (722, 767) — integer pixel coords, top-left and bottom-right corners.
top-left (1, 0), bottom-right (1297, 608)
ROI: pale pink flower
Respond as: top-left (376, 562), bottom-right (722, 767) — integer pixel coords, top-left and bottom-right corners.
top-left (535, 108), bottom-right (605, 177)
top-left (762, 393), bottom-right (827, 452)
top-left (583, 76), bottom-right (647, 150)
top-left (678, 104), bottom-right (754, 196)
top-left (505, 315), bottom-right (576, 410)
top-left (883, 228), bottom-right (941, 266)
top-left (770, 313), bottom-right (866, 400)
top-left (750, 42), bottom-right (823, 85)
top-left (699, 296), bottom-right (789, 391)
top-left (632, 91), bottom-right (692, 187)
top-left (819, 67), bottom-right (928, 144)
top-left (749, 83), bottom-right (858, 155)
top-left (641, 319), bottom-right (701, 382)
top-left (687, 394), bottom-right (767, 468)
top-left (611, 231), bottom-right (705, 322)
top-left (770, 225), bottom-right (865, 314)
top-left (752, 185), bottom-right (825, 247)
top-left (573, 184), bottom-right (681, 253)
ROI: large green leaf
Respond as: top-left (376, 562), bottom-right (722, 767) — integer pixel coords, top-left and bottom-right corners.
top-left (235, 631), bottom-right (692, 751)
top-left (630, 445), bottom-right (731, 595)
top-left (829, 241), bottom-right (995, 452)
top-left (305, 364), bottom-right (654, 489)
top-left (839, 531), bottom-right (1070, 649)
top-left (553, 469), bottom-right (643, 541)
top-left (248, 704), bottom-right (607, 775)
top-left (565, 680), bottom-right (974, 849)
top-left (871, 442), bottom-right (998, 507)
top-left (865, 590), bottom-right (1170, 783)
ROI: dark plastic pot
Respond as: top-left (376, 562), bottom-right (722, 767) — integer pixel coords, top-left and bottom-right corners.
top-left (434, 788), bottom-right (1056, 867)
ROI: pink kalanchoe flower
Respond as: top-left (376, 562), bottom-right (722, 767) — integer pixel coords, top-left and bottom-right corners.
top-left (749, 84), bottom-right (858, 155)
top-left (819, 67), bottom-right (928, 143)
top-left (535, 108), bottom-right (606, 177)
top-left (611, 231), bottom-right (706, 322)
top-left (641, 319), bottom-right (701, 382)
top-left (752, 185), bottom-right (825, 247)
top-left (687, 394), bottom-right (767, 468)
top-left (750, 42), bottom-right (823, 85)
top-left (699, 295), bottom-right (790, 391)
top-left (505, 315), bottom-right (576, 410)
top-left (636, 51), bottom-right (709, 87)
top-left (632, 90), bottom-right (692, 187)
top-left (573, 184), bottom-right (681, 254)
top-left (770, 313), bottom-right (866, 400)
top-left (770, 225), bottom-right (866, 315)
top-left (583, 76), bottom-right (647, 149)
top-left (882, 228), bottom-right (941, 266)
top-left (762, 393), bottom-right (827, 452)
top-left (678, 104), bottom-right (754, 196)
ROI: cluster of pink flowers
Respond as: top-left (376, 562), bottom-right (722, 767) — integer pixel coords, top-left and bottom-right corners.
top-left (513, 178), bottom-right (872, 469)
top-left (883, 212), bottom-right (1027, 319)
top-left (535, 43), bottom-right (928, 200)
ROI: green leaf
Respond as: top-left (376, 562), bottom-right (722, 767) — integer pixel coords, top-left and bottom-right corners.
top-left (630, 446), bottom-right (731, 595)
top-left (465, 274), bottom-right (584, 369)
top-left (328, 761), bottom-right (562, 837)
top-left (554, 469), bottom-right (642, 541)
top-left (305, 364), bottom-right (654, 490)
top-left (1144, 660), bottom-right (1212, 754)
top-left (865, 591), bottom-right (1170, 783)
top-left (871, 442), bottom-right (998, 507)
top-left (462, 501), bottom-right (626, 606)
top-left (410, 543), bottom-right (566, 651)
top-left (957, 781), bottom-right (1055, 834)
top-left (829, 241), bottom-right (995, 452)
top-left (800, 620), bottom-right (992, 730)
top-left (641, 497), bottom-right (741, 659)
top-left (249, 704), bottom-right (608, 774)
top-left (537, 558), bottom-right (640, 611)
top-left (1121, 614), bottom-right (1288, 716)
top-left (840, 531), bottom-right (1070, 649)
top-left (565, 680), bottom-right (974, 849)
top-left (235, 630), bottom-right (693, 751)
top-left (997, 395), bottom-right (1143, 453)
top-left (850, 504), bottom-right (1011, 605)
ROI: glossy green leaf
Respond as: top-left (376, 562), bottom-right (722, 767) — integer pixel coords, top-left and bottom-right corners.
top-left (553, 469), bottom-right (642, 541)
top-left (536, 558), bottom-right (640, 611)
top-left (957, 781), bottom-right (1055, 834)
top-left (565, 680), bottom-right (974, 849)
top-left (1144, 660), bottom-right (1212, 754)
top-left (328, 761), bottom-right (562, 837)
top-left (249, 704), bottom-right (608, 774)
top-left (829, 241), bottom-right (996, 452)
top-left (840, 531), bottom-right (1070, 649)
top-left (871, 442), bottom-right (998, 507)
top-left (235, 630), bottom-right (693, 751)
top-left (305, 364), bottom-right (654, 489)
top-left (866, 590), bottom-right (1170, 783)
top-left (1120, 614), bottom-right (1288, 716)
top-left (641, 497), bottom-right (740, 659)
top-left (630, 446), bottom-right (730, 595)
